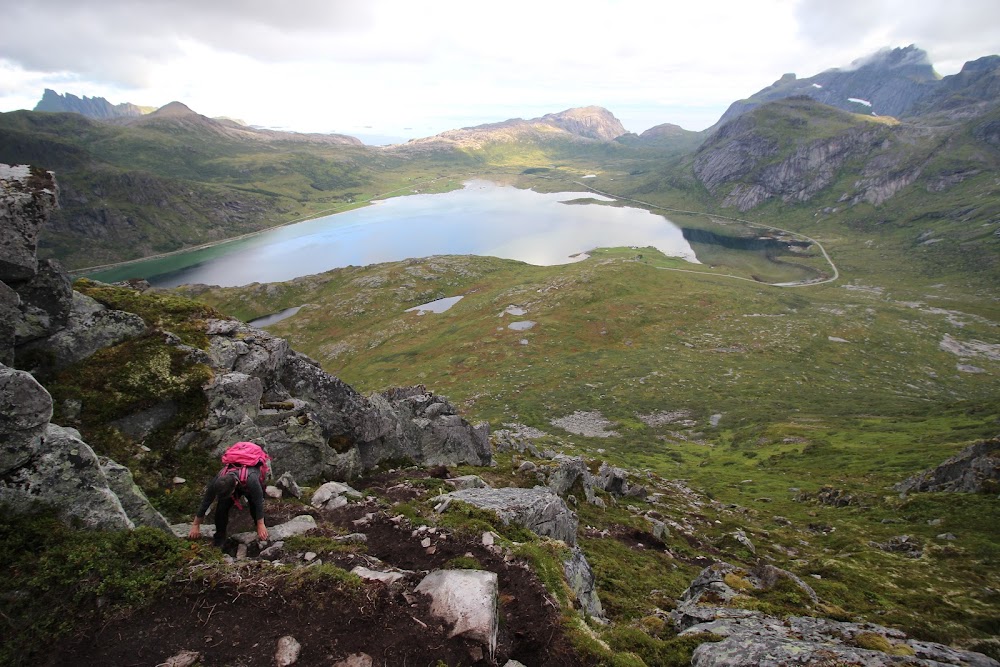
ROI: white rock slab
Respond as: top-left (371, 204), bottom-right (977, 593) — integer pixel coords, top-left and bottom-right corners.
top-left (415, 569), bottom-right (498, 654)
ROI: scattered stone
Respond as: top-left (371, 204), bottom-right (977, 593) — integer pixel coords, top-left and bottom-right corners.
top-left (351, 566), bottom-right (406, 585)
top-left (265, 485), bottom-right (282, 499)
top-left (482, 531), bottom-right (496, 547)
top-left (445, 474), bottom-right (489, 490)
top-left (896, 436), bottom-right (1000, 494)
top-left (304, 552), bottom-right (317, 562)
top-left (172, 477), bottom-right (186, 485)
top-left (276, 471), bottom-right (302, 498)
top-left (274, 635), bottom-right (302, 667)
top-left (259, 542), bottom-right (285, 560)
top-left (160, 649), bottom-right (202, 667)
top-left (937, 533), bottom-right (957, 541)
top-left (517, 460), bottom-right (537, 473)
top-left (232, 515), bottom-right (317, 545)
top-left (311, 481), bottom-right (362, 509)
top-left (236, 543), bottom-right (248, 561)
top-left (415, 569), bottom-right (498, 654)
top-left (332, 654), bottom-right (373, 667)
top-left (871, 535), bottom-right (923, 558)
top-left (421, 537), bottom-right (432, 548)
top-left (550, 410), bottom-right (620, 438)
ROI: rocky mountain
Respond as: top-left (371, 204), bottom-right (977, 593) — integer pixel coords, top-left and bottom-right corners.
top-left (34, 89), bottom-right (152, 119)
top-left (0, 104), bottom-right (378, 269)
top-left (688, 95), bottom-right (1000, 214)
top-left (405, 105), bottom-right (627, 150)
top-left (115, 101), bottom-right (364, 146)
top-left (713, 45), bottom-right (958, 129)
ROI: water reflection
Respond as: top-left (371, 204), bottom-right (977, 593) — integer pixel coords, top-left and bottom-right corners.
top-left (88, 180), bottom-right (699, 288)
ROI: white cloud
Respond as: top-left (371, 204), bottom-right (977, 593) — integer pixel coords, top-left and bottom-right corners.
top-left (0, 0), bottom-right (997, 135)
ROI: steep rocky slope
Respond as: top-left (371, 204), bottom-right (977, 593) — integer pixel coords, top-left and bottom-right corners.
top-left (713, 45), bottom-right (940, 128)
top-left (690, 96), bottom-right (1000, 213)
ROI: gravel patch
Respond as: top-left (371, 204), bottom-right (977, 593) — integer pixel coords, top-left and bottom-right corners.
top-left (550, 411), bottom-right (619, 438)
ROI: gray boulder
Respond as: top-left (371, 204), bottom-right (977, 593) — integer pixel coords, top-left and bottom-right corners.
top-left (415, 569), bottom-right (499, 654)
top-left (0, 363), bottom-right (53, 475)
top-left (442, 487), bottom-right (578, 545)
top-left (547, 456), bottom-right (597, 503)
top-left (13, 259), bottom-right (73, 346)
top-left (675, 562), bottom-right (816, 614)
top-left (895, 436), bottom-right (1000, 494)
top-left (0, 281), bottom-right (18, 364)
top-left (0, 165), bottom-right (56, 282)
top-left (0, 423), bottom-right (133, 530)
top-left (445, 475), bottom-right (489, 491)
top-left (674, 563), bottom-right (998, 667)
top-left (276, 471), bottom-right (302, 498)
top-left (100, 458), bottom-right (172, 532)
top-left (19, 291), bottom-right (146, 370)
top-left (563, 546), bottom-right (606, 622)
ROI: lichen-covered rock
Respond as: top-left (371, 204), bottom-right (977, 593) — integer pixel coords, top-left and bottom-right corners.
top-left (12, 259), bottom-right (73, 346)
top-left (0, 281), bottom-right (18, 364)
top-left (442, 487), bottom-right (578, 545)
top-left (0, 165), bottom-right (57, 282)
top-left (563, 546), bottom-right (606, 622)
top-left (0, 423), bottom-right (133, 530)
top-left (0, 363), bottom-right (53, 475)
top-left (896, 436), bottom-right (1000, 494)
top-left (18, 291), bottom-right (146, 370)
top-left (100, 458), bottom-right (172, 532)
top-left (674, 562), bottom-right (998, 667)
top-left (547, 456), bottom-right (597, 503)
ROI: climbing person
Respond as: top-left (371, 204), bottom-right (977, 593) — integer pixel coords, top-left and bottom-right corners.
top-left (188, 441), bottom-right (271, 547)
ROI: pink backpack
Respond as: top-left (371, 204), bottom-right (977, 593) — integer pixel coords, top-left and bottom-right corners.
top-left (220, 441), bottom-right (271, 487)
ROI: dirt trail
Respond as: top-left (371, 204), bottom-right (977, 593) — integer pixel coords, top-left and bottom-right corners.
top-left (50, 472), bottom-right (577, 667)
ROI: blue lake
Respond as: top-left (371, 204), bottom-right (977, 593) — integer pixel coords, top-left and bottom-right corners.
top-left (87, 180), bottom-right (698, 288)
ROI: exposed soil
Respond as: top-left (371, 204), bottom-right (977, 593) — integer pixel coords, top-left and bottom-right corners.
top-left (47, 472), bottom-right (579, 666)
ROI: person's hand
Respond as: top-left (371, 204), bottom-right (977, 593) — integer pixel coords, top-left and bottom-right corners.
top-left (188, 523), bottom-right (201, 539)
top-left (256, 520), bottom-right (269, 541)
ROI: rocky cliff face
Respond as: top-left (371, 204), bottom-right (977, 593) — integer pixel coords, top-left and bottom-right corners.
top-left (539, 106), bottom-right (627, 141)
top-left (693, 98), bottom-right (937, 212)
top-left (34, 89), bottom-right (149, 119)
top-left (713, 45), bottom-right (962, 129)
top-left (0, 164), bottom-right (490, 531)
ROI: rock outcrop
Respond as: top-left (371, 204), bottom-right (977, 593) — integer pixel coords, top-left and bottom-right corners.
top-left (673, 562), bottom-right (998, 667)
top-left (895, 436), bottom-right (1000, 494)
top-left (441, 487), bottom-right (578, 546)
top-left (185, 319), bottom-right (492, 482)
top-left (694, 100), bottom-right (911, 212)
top-left (0, 165), bottom-right (170, 531)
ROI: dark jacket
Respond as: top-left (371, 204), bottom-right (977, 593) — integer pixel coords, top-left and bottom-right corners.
top-left (197, 466), bottom-right (265, 522)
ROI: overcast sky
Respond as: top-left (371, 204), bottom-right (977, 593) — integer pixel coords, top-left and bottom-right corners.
top-left (1, 0), bottom-right (998, 141)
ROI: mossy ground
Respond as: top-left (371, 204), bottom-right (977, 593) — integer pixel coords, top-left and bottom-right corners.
top-left (187, 178), bottom-right (998, 653)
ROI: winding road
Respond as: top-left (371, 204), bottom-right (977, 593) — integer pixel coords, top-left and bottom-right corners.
top-left (573, 181), bottom-right (840, 288)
